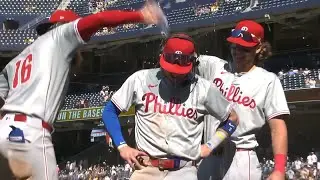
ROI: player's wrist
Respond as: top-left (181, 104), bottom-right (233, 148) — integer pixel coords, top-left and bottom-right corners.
top-left (117, 144), bottom-right (128, 151)
top-left (274, 154), bottom-right (286, 173)
top-left (205, 131), bottom-right (227, 152)
top-left (205, 142), bottom-right (214, 151)
top-left (219, 119), bottom-right (237, 135)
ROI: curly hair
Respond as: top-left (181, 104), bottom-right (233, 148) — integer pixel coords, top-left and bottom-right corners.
top-left (255, 41), bottom-right (272, 66)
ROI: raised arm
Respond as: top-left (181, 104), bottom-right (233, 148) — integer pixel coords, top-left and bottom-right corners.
top-left (77, 0), bottom-right (167, 41)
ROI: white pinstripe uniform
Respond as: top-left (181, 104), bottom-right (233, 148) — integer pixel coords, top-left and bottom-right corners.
top-left (0, 19), bottom-right (85, 180)
top-left (196, 55), bottom-right (290, 180)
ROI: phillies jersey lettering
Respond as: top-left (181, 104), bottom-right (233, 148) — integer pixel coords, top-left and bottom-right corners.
top-left (1, 19), bottom-right (85, 124)
top-left (111, 68), bottom-right (232, 160)
top-left (197, 55), bottom-right (290, 149)
top-left (213, 78), bottom-right (256, 108)
top-left (142, 93), bottom-right (198, 120)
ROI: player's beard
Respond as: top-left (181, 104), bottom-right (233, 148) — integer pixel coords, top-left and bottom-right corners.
top-left (163, 70), bottom-right (189, 87)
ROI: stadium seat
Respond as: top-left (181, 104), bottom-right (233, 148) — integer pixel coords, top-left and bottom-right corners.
top-left (0, 0), bottom-right (61, 15)
top-left (0, 0), bottom-right (315, 49)
top-left (62, 88), bottom-right (111, 110)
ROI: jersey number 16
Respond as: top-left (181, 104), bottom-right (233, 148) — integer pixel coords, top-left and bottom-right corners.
top-left (13, 54), bottom-right (33, 89)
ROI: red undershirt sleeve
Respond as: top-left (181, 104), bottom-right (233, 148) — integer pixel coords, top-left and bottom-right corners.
top-left (76, 10), bottom-right (144, 41)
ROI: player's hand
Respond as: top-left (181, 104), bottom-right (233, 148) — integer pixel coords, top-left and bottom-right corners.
top-left (140, 0), bottom-right (169, 34)
top-left (200, 144), bottom-right (212, 158)
top-left (118, 145), bottom-right (147, 169)
top-left (140, 0), bottom-right (165, 24)
top-left (266, 171), bottom-right (285, 180)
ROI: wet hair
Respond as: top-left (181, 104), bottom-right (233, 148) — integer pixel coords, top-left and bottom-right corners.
top-left (36, 22), bottom-right (64, 36)
top-left (36, 23), bottom-right (54, 36)
top-left (70, 51), bottom-right (83, 73)
top-left (255, 41), bottom-right (272, 66)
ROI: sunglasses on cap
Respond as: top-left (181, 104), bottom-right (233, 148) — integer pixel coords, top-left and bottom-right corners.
top-left (164, 53), bottom-right (197, 66)
top-left (231, 29), bottom-right (260, 43)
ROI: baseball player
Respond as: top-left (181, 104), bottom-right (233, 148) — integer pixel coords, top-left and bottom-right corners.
top-left (101, 33), bottom-right (239, 180)
top-left (0, 1), bottom-right (168, 179)
top-left (197, 20), bottom-right (290, 180)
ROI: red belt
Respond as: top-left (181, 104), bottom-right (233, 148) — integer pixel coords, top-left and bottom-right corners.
top-left (150, 159), bottom-right (177, 170)
top-left (0, 113), bottom-right (53, 133)
top-left (149, 158), bottom-right (196, 170)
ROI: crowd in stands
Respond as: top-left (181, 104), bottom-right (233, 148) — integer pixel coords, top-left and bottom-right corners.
top-left (100, 86), bottom-right (115, 102)
top-left (58, 161), bottom-right (132, 180)
top-left (62, 85), bottom-right (116, 110)
top-left (278, 68), bottom-right (320, 90)
top-left (262, 152), bottom-right (320, 180)
top-left (57, 151), bottom-right (319, 180)
top-left (0, 0), bottom-right (313, 48)
top-left (193, 1), bottom-right (249, 16)
top-left (88, 0), bottom-right (129, 14)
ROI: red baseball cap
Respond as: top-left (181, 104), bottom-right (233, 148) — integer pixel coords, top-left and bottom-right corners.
top-left (49, 10), bottom-right (80, 23)
top-left (160, 36), bottom-right (195, 74)
top-left (227, 20), bottom-right (264, 47)
top-left (36, 10), bottom-right (80, 35)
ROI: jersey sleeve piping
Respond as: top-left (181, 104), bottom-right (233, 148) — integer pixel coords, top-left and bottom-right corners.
top-left (74, 18), bottom-right (86, 45)
top-left (267, 111), bottom-right (290, 120)
top-left (111, 98), bottom-right (124, 112)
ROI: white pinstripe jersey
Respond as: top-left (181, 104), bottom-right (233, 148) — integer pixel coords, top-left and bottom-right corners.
top-left (1, 19), bottom-right (85, 124)
top-left (197, 55), bottom-right (290, 149)
top-left (111, 68), bottom-right (233, 160)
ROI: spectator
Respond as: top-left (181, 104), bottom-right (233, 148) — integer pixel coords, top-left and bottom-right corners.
top-left (100, 86), bottom-right (110, 101)
top-left (97, 1), bottom-right (104, 12)
top-left (308, 152), bottom-right (314, 165)
top-left (242, 0), bottom-right (260, 12)
top-left (295, 157), bottom-right (302, 170)
top-left (77, 99), bottom-right (89, 108)
top-left (266, 159), bottom-right (274, 167)
top-left (303, 68), bottom-right (311, 76)
top-left (305, 78), bottom-right (311, 88)
top-left (300, 166), bottom-right (309, 179)
top-left (311, 152), bottom-right (318, 165)
top-left (278, 69), bottom-right (284, 79)
top-left (286, 168), bottom-right (295, 180)
top-left (124, 162), bottom-right (132, 179)
top-left (293, 67), bottom-right (299, 74)
top-left (288, 69), bottom-right (295, 76)
top-left (312, 167), bottom-right (317, 178)
top-left (66, 161), bottom-right (71, 171)
top-left (309, 79), bottom-right (316, 88)
top-left (88, 1), bottom-right (94, 12)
